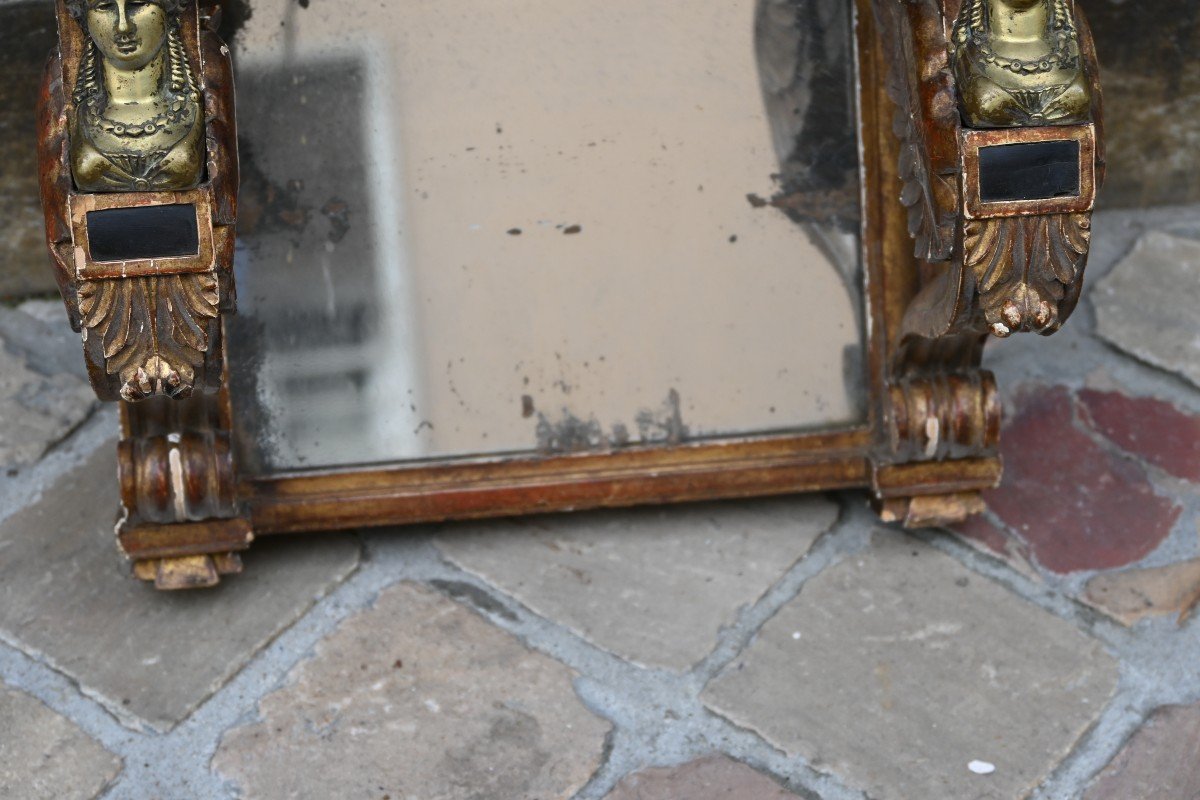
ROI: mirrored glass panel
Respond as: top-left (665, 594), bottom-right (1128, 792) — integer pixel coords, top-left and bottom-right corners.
top-left (225, 0), bottom-right (866, 471)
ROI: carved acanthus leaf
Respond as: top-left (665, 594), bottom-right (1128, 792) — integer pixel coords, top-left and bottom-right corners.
top-left (964, 212), bottom-right (1090, 336)
top-left (79, 274), bottom-right (219, 401)
top-left (882, 3), bottom-right (956, 261)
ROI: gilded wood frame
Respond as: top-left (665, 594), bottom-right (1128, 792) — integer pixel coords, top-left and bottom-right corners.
top-left (36, 0), bottom-right (1103, 587)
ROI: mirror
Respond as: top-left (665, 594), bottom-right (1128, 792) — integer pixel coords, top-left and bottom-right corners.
top-left (224, 0), bottom-right (866, 472)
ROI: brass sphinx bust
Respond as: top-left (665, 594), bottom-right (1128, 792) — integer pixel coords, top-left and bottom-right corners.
top-left (952, 0), bottom-right (1091, 128)
top-left (67, 0), bottom-right (204, 192)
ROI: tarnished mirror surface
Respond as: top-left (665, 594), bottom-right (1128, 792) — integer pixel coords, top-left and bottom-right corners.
top-left (224, 0), bottom-right (867, 471)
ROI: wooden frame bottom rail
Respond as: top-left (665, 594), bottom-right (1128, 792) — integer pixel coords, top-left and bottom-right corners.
top-left (243, 430), bottom-right (875, 534)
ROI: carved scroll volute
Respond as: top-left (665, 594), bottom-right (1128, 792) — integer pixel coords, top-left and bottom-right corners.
top-left (117, 381), bottom-right (252, 590)
top-left (38, 1), bottom-right (239, 402)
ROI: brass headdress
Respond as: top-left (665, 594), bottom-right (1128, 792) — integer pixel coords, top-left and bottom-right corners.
top-left (953, 0), bottom-right (1079, 49)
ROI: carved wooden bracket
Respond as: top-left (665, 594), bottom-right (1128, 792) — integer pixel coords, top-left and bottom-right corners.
top-left (38, 1), bottom-right (238, 403)
top-left (869, 0), bottom-right (1103, 525)
top-left (36, 2), bottom-right (246, 587)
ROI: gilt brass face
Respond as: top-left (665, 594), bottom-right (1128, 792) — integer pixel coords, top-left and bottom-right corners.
top-left (952, 0), bottom-right (1092, 128)
top-left (67, 0), bottom-right (204, 192)
top-left (87, 0), bottom-right (167, 70)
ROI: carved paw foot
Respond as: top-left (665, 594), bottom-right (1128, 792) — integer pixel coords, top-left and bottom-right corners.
top-left (987, 287), bottom-right (1056, 338)
top-left (119, 357), bottom-right (195, 402)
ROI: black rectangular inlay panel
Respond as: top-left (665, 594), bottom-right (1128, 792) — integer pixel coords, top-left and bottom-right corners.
top-left (978, 140), bottom-right (1080, 203)
top-left (86, 204), bottom-right (200, 262)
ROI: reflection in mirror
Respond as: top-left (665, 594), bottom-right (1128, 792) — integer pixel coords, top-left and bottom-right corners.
top-left (226, 0), bottom-right (865, 472)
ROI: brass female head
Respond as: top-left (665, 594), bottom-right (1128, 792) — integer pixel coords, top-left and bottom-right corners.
top-left (68, 0), bottom-right (197, 110)
top-left (67, 0), bottom-right (184, 72)
top-left (67, 0), bottom-right (204, 191)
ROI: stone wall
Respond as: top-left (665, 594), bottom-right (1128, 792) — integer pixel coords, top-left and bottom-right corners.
top-left (0, 1), bottom-right (58, 299)
top-left (1087, 0), bottom-right (1200, 209)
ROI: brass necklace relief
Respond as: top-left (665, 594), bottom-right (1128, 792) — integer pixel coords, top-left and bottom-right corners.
top-left (67, 0), bottom-right (204, 191)
top-left (952, 0), bottom-right (1091, 128)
